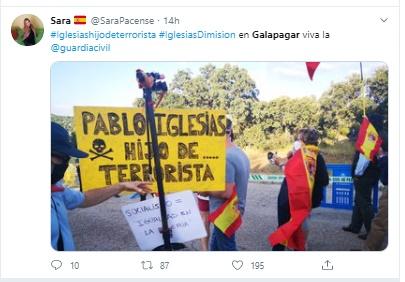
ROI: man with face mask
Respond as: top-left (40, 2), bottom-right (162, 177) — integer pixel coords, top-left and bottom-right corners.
top-left (51, 122), bottom-right (151, 251)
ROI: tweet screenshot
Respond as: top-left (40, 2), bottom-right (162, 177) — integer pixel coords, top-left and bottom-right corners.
top-left (0, 0), bottom-right (401, 281)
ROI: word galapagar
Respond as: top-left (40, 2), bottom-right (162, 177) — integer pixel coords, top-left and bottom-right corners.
top-left (249, 30), bottom-right (330, 40)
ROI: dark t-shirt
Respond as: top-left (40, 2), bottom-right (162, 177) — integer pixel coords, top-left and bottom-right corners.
top-left (378, 155), bottom-right (388, 186)
top-left (23, 30), bottom-right (36, 46)
top-left (312, 154), bottom-right (329, 208)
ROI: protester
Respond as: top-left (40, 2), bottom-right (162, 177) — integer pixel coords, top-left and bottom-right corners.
top-left (272, 128), bottom-right (329, 251)
top-left (364, 136), bottom-right (388, 250)
top-left (343, 115), bottom-right (383, 239)
top-left (271, 129), bottom-right (305, 251)
top-left (51, 122), bottom-right (151, 251)
top-left (204, 119), bottom-right (250, 251)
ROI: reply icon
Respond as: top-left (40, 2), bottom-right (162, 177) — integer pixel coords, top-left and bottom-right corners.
top-left (51, 260), bottom-right (63, 270)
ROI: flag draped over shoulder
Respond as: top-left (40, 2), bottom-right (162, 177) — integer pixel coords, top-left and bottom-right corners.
top-left (355, 117), bottom-right (383, 160)
top-left (268, 145), bottom-right (319, 251)
top-left (208, 185), bottom-right (242, 238)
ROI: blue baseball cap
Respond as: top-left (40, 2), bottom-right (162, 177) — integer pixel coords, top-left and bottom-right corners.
top-left (51, 122), bottom-right (88, 158)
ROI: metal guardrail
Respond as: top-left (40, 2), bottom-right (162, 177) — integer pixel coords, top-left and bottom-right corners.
top-left (248, 163), bottom-right (379, 211)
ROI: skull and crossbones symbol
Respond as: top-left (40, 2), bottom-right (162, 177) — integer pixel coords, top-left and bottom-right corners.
top-left (89, 139), bottom-right (113, 161)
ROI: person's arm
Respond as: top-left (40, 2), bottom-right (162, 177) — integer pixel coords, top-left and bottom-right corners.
top-left (351, 151), bottom-right (360, 177)
top-left (316, 154), bottom-right (329, 187)
top-left (311, 154), bottom-right (329, 209)
top-left (80, 181), bottom-right (151, 208)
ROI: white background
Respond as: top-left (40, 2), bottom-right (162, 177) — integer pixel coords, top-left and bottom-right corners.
top-left (0, 1), bottom-right (401, 280)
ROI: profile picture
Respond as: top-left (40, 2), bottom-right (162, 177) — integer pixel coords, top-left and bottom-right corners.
top-left (11, 14), bottom-right (44, 46)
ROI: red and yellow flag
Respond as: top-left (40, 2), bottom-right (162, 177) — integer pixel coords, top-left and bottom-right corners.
top-left (355, 117), bottom-right (382, 160)
top-left (268, 145), bottom-right (319, 251)
top-left (74, 15), bottom-right (87, 25)
top-left (208, 186), bottom-right (242, 238)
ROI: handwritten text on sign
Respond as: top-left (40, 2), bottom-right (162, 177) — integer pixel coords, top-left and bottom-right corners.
top-left (121, 190), bottom-right (207, 250)
top-left (74, 106), bottom-right (226, 192)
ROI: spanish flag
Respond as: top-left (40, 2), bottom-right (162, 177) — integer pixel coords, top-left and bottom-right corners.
top-left (74, 15), bottom-right (86, 25)
top-left (208, 186), bottom-right (242, 238)
top-left (355, 117), bottom-right (382, 160)
top-left (269, 145), bottom-right (319, 251)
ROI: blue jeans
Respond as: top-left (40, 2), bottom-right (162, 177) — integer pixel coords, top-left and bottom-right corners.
top-left (210, 226), bottom-right (237, 251)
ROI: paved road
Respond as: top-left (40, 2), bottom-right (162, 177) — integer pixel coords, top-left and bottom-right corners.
top-left (69, 183), bottom-right (369, 251)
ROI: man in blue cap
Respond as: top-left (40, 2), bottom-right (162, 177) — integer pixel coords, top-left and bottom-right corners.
top-left (51, 122), bottom-right (151, 251)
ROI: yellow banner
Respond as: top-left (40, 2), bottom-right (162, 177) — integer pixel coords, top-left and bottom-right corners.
top-left (74, 106), bottom-right (226, 193)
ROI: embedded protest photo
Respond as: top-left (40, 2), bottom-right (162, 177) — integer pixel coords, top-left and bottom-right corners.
top-left (51, 61), bottom-right (388, 251)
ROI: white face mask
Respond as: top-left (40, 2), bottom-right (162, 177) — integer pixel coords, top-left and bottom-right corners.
top-left (293, 140), bottom-right (302, 152)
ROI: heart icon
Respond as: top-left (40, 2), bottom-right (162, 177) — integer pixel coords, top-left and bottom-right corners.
top-left (232, 260), bottom-right (243, 270)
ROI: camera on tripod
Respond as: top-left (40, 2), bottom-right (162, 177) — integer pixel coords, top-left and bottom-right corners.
top-left (136, 69), bottom-right (168, 93)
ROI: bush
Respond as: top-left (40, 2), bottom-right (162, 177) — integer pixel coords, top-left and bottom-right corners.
top-left (236, 127), bottom-right (293, 151)
top-left (339, 126), bottom-right (350, 137)
top-left (265, 132), bottom-right (294, 150)
top-left (236, 124), bottom-right (267, 149)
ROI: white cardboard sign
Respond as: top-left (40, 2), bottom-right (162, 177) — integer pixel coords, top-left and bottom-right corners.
top-left (121, 190), bottom-right (207, 250)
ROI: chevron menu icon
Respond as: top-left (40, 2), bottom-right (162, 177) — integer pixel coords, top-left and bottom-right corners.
top-left (74, 15), bottom-right (86, 24)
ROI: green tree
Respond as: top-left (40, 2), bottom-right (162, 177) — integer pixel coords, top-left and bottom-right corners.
top-left (51, 114), bottom-right (73, 134)
top-left (367, 67), bottom-right (388, 128)
top-left (136, 64), bottom-right (259, 135)
top-left (319, 67), bottom-right (388, 141)
top-left (131, 64), bottom-right (388, 150)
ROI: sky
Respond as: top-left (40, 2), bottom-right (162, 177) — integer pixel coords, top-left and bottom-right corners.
top-left (51, 61), bottom-right (386, 116)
